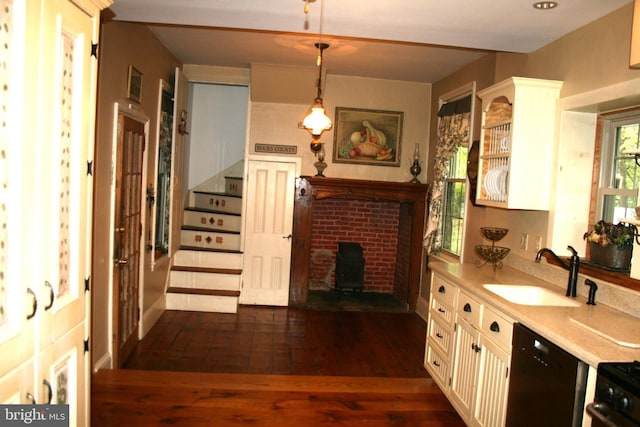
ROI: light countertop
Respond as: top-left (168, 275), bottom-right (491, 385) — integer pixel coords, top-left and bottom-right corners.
top-left (429, 259), bottom-right (640, 367)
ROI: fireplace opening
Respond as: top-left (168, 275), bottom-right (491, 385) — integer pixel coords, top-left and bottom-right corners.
top-left (335, 242), bottom-right (365, 291)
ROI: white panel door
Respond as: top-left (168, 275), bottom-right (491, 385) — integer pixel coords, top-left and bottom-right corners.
top-left (240, 158), bottom-right (298, 306)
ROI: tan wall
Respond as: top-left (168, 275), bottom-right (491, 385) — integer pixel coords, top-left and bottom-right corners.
top-left (249, 66), bottom-right (432, 182)
top-left (93, 21), bottom-right (182, 368)
top-left (427, 2), bottom-right (640, 273)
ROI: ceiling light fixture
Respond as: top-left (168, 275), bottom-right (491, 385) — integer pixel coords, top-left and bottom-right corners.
top-left (300, 0), bottom-right (332, 154)
top-left (533, 1), bottom-right (558, 10)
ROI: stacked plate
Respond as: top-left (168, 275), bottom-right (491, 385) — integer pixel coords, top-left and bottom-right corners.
top-left (483, 165), bottom-right (508, 201)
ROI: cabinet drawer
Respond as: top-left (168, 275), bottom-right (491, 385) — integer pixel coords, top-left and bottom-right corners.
top-left (457, 290), bottom-right (481, 327)
top-left (425, 343), bottom-right (449, 392)
top-left (481, 306), bottom-right (514, 350)
top-left (430, 297), bottom-right (454, 325)
top-left (431, 275), bottom-right (456, 308)
top-left (428, 317), bottom-right (453, 357)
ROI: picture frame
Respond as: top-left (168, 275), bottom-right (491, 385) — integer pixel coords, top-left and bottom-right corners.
top-left (332, 107), bottom-right (404, 167)
top-left (126, 65), bottom-right (143, 103)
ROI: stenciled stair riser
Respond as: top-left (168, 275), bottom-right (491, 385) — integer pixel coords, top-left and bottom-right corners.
top-left (173, 250), bottom-right (242, 269)
top-left (180, 229), bottom-right (241, 251)
top-left (166, 293), bottom-right (238, 313)
top-left (224, 177), bottom-right (243, 197)
top-left (170, 270), bottom-right (240, 291)
top-left (183, 210), bottom-right (241, 233)
top-left (193, 192), bottom-right (242, 215)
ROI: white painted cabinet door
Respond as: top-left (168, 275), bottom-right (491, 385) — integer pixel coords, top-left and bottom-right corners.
top-left (450, 318), bottom-right (479, 423)
top-left (472, 336), bottom-right (510, 427)
top-left (241, 158), bottom-right (299, 306)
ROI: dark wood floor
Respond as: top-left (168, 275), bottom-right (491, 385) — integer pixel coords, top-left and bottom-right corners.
top-left (92, 305), bottom-right (465, 426)
top-left (122, 305), bottom-right (428, 377)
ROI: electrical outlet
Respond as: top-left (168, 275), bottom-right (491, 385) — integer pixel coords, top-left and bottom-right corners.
top-left (520, 233), bottom-right (529, 250)
top-left (535, 236), bottom-right (543, 251)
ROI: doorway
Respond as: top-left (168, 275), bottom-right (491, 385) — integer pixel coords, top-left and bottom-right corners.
top-left (113, 114), bottom-right (146, 367)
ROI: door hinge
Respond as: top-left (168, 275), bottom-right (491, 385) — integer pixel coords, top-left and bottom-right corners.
top-left (87, 160), bottom-right (93, 176)
top-left (84, 339), bottom-right (90, 353)
top-left (91, 42), bottom-right (98, 58)
top-left (85, 276), bottom-right (90, 292)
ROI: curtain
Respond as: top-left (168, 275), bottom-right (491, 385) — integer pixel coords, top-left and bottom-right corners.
top-left (424, 95), bottom-right (471, 254)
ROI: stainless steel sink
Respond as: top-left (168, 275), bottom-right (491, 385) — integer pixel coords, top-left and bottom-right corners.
top-left (483, 284), bottom-right (581, 307)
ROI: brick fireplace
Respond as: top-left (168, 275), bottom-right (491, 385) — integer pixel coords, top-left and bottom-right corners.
top-left (289, 176), bottom-right (428, 310)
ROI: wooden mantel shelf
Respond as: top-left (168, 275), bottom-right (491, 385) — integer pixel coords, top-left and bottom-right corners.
top-left (289, 176), bottom-right (429, 310)
top-left (301, 176), bottom-right (429, 203)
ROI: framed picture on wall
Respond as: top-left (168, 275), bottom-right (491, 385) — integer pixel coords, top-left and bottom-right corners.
top-left (127, 65), bottom-right (143, 103)
top-left (332, 107), bottom-right (404, 167)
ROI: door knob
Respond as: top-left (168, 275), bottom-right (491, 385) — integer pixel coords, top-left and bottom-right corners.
top-left (283, 234), bottom-right (292, 240)
top-left (114, 258), bottom-right (129, 265)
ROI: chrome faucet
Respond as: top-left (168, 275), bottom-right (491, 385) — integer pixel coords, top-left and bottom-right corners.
top-left (535, 246), bottom-right (580, 297)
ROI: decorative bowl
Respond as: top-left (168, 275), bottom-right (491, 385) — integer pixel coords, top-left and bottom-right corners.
top-left (480, 227), bottom-right (509, 242)
top-left (475, 245), bottom-right (510, 263)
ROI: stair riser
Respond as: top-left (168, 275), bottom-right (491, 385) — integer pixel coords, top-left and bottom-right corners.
top-left (183, 210), bottom-right (241, 233)
top-left (170, 271), bottom-right (240, 291)
top-left (173, 250), bottom-right (243, 269)
top-left (193, 193), bottom-right (242, 215)
top-left (166, 293), bottom-right (238, 313)
top-left (225, 178), bottom-right (243, 197)
top-left (180, 229), bottom-right (241, 251)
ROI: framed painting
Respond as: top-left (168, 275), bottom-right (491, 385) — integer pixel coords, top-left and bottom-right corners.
top-left (127, 65), bottom-right (143, 103)
top-left (332, 107), bottom-right (404, 167)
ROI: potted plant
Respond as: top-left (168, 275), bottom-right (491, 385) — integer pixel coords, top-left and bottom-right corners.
top-left (583, 220), bottom-right (637, 270)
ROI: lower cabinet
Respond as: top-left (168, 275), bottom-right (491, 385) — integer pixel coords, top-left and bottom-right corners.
top-left (425, 275), bottom-right (514, 427)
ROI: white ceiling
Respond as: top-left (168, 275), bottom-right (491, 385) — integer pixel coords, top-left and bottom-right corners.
top-left (108, 0), bottom-right (632, 83)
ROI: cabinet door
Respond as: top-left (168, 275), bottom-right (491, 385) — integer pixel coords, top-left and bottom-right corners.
top-left (473, 336), bottom-right (511, 427)
top-left (450, 318), bottom-right (480, 421)
top-left (37, 0), bottom-right (95, 345)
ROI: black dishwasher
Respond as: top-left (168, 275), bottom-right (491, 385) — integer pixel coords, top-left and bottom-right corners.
top-left (505, 323), bottom-right (588, 427)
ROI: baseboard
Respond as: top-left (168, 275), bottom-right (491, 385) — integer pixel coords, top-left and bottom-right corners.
top-left (140, 295), bottom-right (166, 339)
top-left (93, 352), bottom-right (112, 372)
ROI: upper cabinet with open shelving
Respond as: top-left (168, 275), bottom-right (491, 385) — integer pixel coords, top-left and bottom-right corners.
top-left (476, 77), bottom-right (563, 210)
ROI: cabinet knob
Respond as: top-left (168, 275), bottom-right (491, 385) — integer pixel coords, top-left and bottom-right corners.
top-left (438, 285), bottom-right (445, 294)
top-left (490, 321), bottom-right (500, 332)
top-left (44, 281), bottom-right (55, 311)
top-left (463, 303), bottom-right (472, 312)
top-left (436, 332), bottom-right (443, 339)
top-left (438, 307), bottom-right (445, 313)
top-left (433, 360), bottom-right (441, 367)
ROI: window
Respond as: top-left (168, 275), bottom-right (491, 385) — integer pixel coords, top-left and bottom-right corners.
top-left (442, 145), bottom-right (468, 256)
top-left (597, 111), bottom-right (640, 224)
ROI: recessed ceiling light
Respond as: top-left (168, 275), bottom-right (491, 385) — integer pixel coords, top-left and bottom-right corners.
top-left (533, 1), bottom-right (558, 9)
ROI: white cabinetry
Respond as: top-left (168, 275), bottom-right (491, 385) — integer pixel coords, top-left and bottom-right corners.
top-left (425, 273), bottom-right (515, 427)
top-left (0, 0), bottom-right (109, 424)
top-left (424, 274), bottom-right (457, 392)
top-left (476, 77), bottom-right (562, 210)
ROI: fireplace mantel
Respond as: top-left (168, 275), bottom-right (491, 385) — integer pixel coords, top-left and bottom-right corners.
top-left (289, 176), bottom-right (429, 310)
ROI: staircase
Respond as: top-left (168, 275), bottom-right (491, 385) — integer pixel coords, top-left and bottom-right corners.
top-left (166, 176), bottom-right (243, 313)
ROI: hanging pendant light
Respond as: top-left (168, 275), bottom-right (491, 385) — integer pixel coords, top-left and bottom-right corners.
top-left (303, 42), bottom-right (332, 153)
top-left (300, 0), bottom-right (331, 154)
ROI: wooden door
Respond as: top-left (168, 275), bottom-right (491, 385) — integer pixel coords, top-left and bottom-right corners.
top-left (241, 158), bottom-right (299, 306)
top-left (113, 115), bottom-right (145, 367)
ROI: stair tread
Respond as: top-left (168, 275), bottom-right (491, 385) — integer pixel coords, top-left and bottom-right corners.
top-left (182, 225), bottom-right (240, 234)
top-left (193, 190), bottom-right (242, 199)
top-left (167, 287), bottom-right (241, 297)
top-left (172, 265), bottom-right (242, 275)
top-left (184, 207), bottom-right (241, 216)
top-left (179, 246), bottom-right (243, 254)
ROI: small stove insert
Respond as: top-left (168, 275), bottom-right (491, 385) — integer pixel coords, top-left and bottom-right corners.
top-left (335, 242), bottom-right (365, 292)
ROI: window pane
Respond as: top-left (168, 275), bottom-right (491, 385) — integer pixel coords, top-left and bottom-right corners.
top-left (602, 194), bottom-right (637, 224)
top-left (613, 124), bottom-right (640, 190)
top-left (449, 146), bottom-right (468, 179)
top-left (443, 180), bottom-right (466, 255)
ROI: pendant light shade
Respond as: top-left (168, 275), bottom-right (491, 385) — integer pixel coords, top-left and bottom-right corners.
top-left (302, 97), bottom-right (332, 139)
